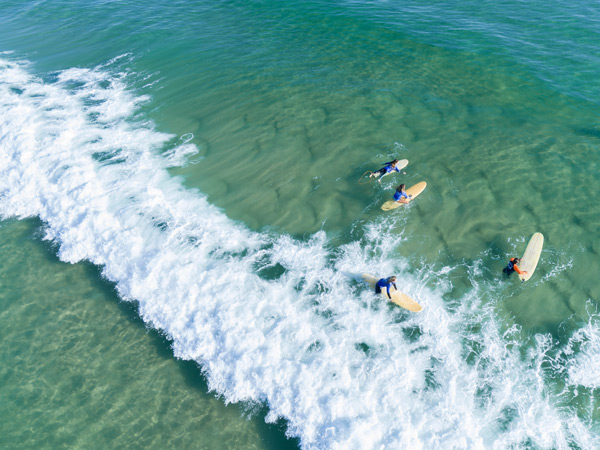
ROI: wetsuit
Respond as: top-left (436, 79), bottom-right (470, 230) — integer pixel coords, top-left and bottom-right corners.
top-left (375, 278), bottom-right (397, 299)
top-left (372, 162), bottom-right (400, 180)
top-left (503, 258), bottom-right (524, 275)
top-left (393, 190), bottom-right (409, 201)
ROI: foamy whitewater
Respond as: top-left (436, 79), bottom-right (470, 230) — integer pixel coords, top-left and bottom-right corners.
top-left (0, 56), bottom-right (597, 449)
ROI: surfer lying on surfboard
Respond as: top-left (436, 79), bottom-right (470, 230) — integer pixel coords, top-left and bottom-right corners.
top-left (369, 159), bottom-right (404, 183)
top-left (503, 257), bottom-right (527, 276)
top-left (393, 184), bottom-right (412, 203)
top-left (375, 276), bottom-right (397, 300)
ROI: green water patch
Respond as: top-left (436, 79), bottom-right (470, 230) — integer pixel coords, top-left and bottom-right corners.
top-left (151, 8), bottom-right (600, 258)
top-left (0, 219), bottom-right (298, 450)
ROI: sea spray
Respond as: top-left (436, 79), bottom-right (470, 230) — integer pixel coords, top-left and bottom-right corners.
top-left (0, 56), bottom-right (596, 449)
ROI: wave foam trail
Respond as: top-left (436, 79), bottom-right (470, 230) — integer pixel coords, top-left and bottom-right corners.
top-left (0, 56), bottom-right (596, 449)
top-left (562, 310), bottom-right (600, 390)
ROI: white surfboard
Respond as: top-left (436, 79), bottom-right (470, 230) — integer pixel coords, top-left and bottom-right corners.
top-left (361, 273), bottom-right (423, 312)
top-left (393, 159), bottom-right (409, 171)
top-left (518, 232), bottom-right (544, 282)
top-left (381, 181), bottom-right (427, 211)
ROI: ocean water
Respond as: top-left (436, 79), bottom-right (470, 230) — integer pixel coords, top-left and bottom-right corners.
top-left (1, 1), bottom-right (599, 449)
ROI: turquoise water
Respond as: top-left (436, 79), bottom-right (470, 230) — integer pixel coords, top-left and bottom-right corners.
top-left (0, 219), bottom-right (296, 450)
top-left (1, 1), bottom-right (600, 448)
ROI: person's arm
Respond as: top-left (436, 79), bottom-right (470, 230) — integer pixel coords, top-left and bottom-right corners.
top-left (397, 192), bottom-right (409, 203)
top-left (514, 265), bottom-right (527, 274)
top-left (386, 285), bottom-right (392, 299)
top-left (392, 282), bottom-right (397, 291)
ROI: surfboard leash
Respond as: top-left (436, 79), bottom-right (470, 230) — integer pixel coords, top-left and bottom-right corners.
top-left (357, 171), bottom-right (374, 185)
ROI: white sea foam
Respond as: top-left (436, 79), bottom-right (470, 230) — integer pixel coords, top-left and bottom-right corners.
top-left (0, 56), bottom-right (597, 449)
top-left (561, 310), bottom-right (600, 390)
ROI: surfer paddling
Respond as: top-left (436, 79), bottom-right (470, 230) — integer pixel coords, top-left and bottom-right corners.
top-left (393, 184), bottom-right (412, 203)
top-left (369, 159), bottom-right (405, 183)
top-left (503, 257), bottom-right (527, 277)
top-left (375, 276), bottom-right (397, 300)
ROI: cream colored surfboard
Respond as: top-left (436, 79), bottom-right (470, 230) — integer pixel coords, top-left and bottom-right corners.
top-left (518, 232), bottom-right (544, 282)
top-left (381, 181), bottom-right (427, 211)
top-left (394, 159), bottom-right (409, 171)
top-left (361, 273), bottom-right (423, 312)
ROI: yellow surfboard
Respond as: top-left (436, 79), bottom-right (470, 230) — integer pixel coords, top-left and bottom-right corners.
top-left (361, 273), bottom-right (423, 312)
top-left (381, 181), bottom-right (427, 211)
top-left (518, 232), bottom-right (544, 282)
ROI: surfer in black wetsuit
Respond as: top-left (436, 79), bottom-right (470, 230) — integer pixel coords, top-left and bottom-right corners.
top-left (375, 276), bottom-right (397, 299)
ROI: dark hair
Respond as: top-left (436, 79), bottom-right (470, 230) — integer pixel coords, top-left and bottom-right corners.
top-left (396, 184), bottom-right (405, 191)
top-left (387, 276), bottom-right (396, 282)
top-left (390, 159), bottom-right (399, 167)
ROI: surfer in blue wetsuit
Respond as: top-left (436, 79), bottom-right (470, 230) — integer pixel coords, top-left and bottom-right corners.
top-left (503, 257), bottom-right (527, 277)
top-left (393, 184), bottom-right (412, 203)
top-left (369, 159), bottom-right (402, 183)
top-left (375, 276), bottom-right (397, 300)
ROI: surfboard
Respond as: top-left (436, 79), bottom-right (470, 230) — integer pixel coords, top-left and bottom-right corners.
top-left (394, 159), bottom-right (409, 171)
top-left (361, 273), bottom-right (423, 312)
top-left (518, 232), bottom-right (544, 282)
top-left (381, 181), bottom-right (427, 211)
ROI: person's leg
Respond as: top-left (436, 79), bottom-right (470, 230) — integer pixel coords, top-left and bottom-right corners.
top-left (370, 168), bottom-right (385, 178)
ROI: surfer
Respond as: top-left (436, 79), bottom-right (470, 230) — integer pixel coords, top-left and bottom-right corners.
top-left (375, 276), bottom-right (397, 300)
top-left (503, 257), bottom-right (527, 276)
top-left (393, 184), bottom-right (412, 203)
top-left (369, 159), bottom-right (403, 183)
